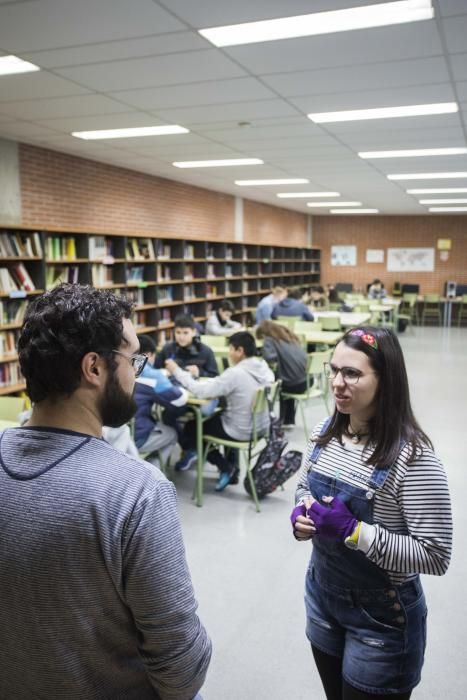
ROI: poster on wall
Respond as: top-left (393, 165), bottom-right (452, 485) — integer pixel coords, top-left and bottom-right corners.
top-left (331, 245), bottom-right (357, 266)
top-left (366, 249), bottom-right (384, 263)
top-left (387, 248), bottom-right (435, 272)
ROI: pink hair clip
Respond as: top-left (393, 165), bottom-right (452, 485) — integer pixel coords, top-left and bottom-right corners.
top-left (348, 328), bottom-right (378, 350)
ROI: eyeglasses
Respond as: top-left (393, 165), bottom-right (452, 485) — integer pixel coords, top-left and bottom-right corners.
top-left (111, 350), bottom-right (147, 377)
top-left (324, 362), bottom-right (365, 385)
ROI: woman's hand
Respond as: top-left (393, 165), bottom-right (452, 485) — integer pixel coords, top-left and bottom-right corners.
top-left (291, 496), bottom-right (316, 541)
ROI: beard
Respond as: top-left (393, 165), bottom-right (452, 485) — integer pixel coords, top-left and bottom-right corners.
top-left (98, 369), bottom-right (137, 428)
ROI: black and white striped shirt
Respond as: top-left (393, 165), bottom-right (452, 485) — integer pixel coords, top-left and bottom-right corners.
top-left (296, 420), bottom-right (453, 585)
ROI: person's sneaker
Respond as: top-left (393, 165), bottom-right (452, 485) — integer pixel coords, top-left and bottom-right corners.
top-left (174, 450), bottom-right (197, 472)
top-left (215, 470), bottom-right (233, 491)
top-left (229, 468), bottom-right (240, 486)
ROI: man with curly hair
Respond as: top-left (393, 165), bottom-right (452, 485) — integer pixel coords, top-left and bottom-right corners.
top-left (0, 283), bottom-right (211, 700)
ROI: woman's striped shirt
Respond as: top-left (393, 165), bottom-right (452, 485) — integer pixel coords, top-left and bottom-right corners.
top-left (296, 420), bottom-right (453, 585)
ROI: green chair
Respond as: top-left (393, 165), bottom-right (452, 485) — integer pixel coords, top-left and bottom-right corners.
top-left (0, 396), bottom-right (25, 424)
top-left (457, 295), bottom-right (467, 327)
top-left (320, 316), bottom-right (342, 331)
top-left (421, 294), bottom-right (442, 326)
top-left (275, 316), bottom-right (300, 329)
top-left (200, 334), bottom-right (227, 348)
top-left (294, 320), bottom-right (322, 334)
top-left (398, 293), bottom-right (419, 328)
top-left (281, 350), bottom-right (332, 440)
top-left (199, 381), bottom-right (280, 512)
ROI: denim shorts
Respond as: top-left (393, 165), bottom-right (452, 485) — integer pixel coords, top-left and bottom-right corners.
top-left (305, 565), bottom-right (427, 695)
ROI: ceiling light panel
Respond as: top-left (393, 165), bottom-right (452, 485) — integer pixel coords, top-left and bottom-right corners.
top-left (407, 187), bottom-right (467, 193)
top-left (173, 158), bottom-right (263, 168)
top-left (72, 125), bottom-right (189, 140)
top-left (0, 55), bottom-right (40, 76)
top-left (308, 102), bottom-right (458, 123)
top-left (235, 178), bottom-right (308, 186)
top-left (307, 201), bottom-right (362, 207)
top-left (277, 192), bottom-right (340, 198)
top-left (428, 207), bottom-right (467, 211)
top-left (359, 147), bottom-right (467, 158)
top-left (330, 209), bottom-right (379, 213)
top-left (419, 198), bottom-right (467, 203)
top-left (388, 171), bottom-right (467, 179)
top-left (199, 1), bottom-right (434, 47)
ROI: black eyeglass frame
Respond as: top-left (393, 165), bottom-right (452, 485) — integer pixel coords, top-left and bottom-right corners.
top-left (323, 362), bottom-right (365, 385)
top-left (104, 349), bottom-right (148, 377)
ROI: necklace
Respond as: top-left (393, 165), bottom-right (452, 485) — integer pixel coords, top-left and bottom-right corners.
top-left (346, 423), bottom-right (370, 444)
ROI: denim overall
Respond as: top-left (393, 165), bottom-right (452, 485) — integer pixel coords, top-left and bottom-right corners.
top-left (305, 429), bottom-right (427, 695)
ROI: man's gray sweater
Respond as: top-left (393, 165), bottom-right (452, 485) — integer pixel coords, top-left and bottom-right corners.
top-left (0, 426), bottom-right (211, 700)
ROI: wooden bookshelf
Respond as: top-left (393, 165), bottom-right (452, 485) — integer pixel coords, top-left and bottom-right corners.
top-left (0, 225), bottom-right (321, 396)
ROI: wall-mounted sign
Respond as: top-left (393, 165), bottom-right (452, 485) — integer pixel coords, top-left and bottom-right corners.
top-left (331, 245), bottom-right (356, 266)
top-left (366, 249), bottom-right (384, 263)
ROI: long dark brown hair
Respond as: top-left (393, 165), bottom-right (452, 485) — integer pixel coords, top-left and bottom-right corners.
top-left (256, 320), bottom-right (301, 345)
top-left (317, 326), bottom-right (433, 467)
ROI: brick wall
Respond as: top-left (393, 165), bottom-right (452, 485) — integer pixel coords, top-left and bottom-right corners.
top-left (18, 143), bottom-right (309, 247)
top-left (313, 215), bottom-right (467, 295)
top-left (243, 199), bottom-right (308, 246)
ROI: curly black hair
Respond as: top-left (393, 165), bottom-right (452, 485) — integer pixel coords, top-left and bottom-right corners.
top-left (18, 284), bottom-right (134, 402)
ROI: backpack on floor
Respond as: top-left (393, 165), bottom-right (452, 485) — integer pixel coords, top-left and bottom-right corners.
top-left (243, 405), bottom-right (303, 500)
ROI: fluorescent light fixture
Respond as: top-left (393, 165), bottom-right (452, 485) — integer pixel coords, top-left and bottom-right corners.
top-left (359, 147), bottom-right (467, 158)
top-left (235, 178), bottom-right (308, 186)
top-left (72, 125), bottom-right (189, 140)
top-left (308, 102), bottom-right (458, 124)
top-left (388, 172), bottom-right (467, 180)
top-left (0, 54), bottom-right (40, 76)
top-left (429, 207), bottom-right (467, 212)
top-left (419, 198), bottom-right (467, 204)
top-left (277, 191), bottom-right (340, 198)
top-left (307, 201), bottom-right (362, 207)
top-left (174, 158), bottom-right (263, 168)
top-left (331, 209), bottom-right (379, 214)
top-left (199, 0), bottom-right (433, 47)
top-left (407, 187), bottom-right (467, 193)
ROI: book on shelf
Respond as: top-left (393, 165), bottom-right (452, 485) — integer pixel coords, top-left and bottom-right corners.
top-left (123, 288), bottom-right (145, 305)
top-left (226, 246), bottom-right (233, 260)
top-left (206, 263), bottom-right (215, 279)
top-left (10, 263), bottom-right (35, 292)
top-left (0, 329), bottom-right (20, 356)
top-left (0, 231), bottom-right (43, 258)
top-left (226, 264), bottom-right (232, 277)
top-left (46, 265), bottom-right (79, 288)
top-left (157, 264), bottom-right (171, 281)
top-left (126, 238), bottom-right (155, 261)
top-left (184, 244), bottom-right (194, 258)
top-left (158, 286), bottom-right (173, 302)
top-left (159, 308), bottom-right (172, 324)
top-left (206, 246), bottom-right (214, 260)
top-left (0, 268), bottom-right (19, 294)
top-left (156, 242), bottom-right (171, 259)
top-left (0, 359), bottom-right (21, 387)
top-left (206, 284), bottom-right (217, 297)
top-left (131, 310), bottom-right (147, 329)
top-left (184, 284), bottom-right (195, 300)
top-left (91, 264), bottom-right (113, 287)
top-left (184, 264), bottom-right (194, 281)
top-left (126, 266), bottom-right (144, 283)
top-left (0, 299), bottom-right (27, 325)
top-left (89, 236), bottom-right (109, 260)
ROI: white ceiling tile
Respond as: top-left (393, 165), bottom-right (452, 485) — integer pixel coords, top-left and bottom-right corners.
top-left (455, 81), bottom-right (467, 101)
top-left (450, 53), bottom-right (467, 81)
top-left (261, 57), bottom-right (450, 97)
top-left (111, 77), bottom-right (276, 110)
top-left (54, 50), bottom-right (246, 92)
top-left (153, 98), bottom-right (299, 125)
top-left (225, 23), bottom-right (442, 74)
top-left (0, 121), bottom-right (62, 139)
top-left (439, 0), bottom-right (467, 17)
top-left (442, 16), bottom-right (467, 54)
top-left (21, 32), bottom-right (207, 69)
top-left (35, 112), bottom-right (168, 132)
top-left (0, 0), bottom-right (184, 52)
top-left (0, 71), bottom-right (90, 102)
top-left (0, 94), bottom-right (131, 120)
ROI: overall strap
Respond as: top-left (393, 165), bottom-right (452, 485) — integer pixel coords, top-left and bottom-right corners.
top-left (309, 416), bottom-right (332, 464)
top-left (367, 440), bottom-right (407, 491)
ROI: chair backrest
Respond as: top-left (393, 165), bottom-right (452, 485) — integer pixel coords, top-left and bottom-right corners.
top-left (308, 349), bottom-right (332, 376)
top-left (424, 294), bottom-right (440, 303)
top-left (0, 396), bottom-right (25, 422)
top-left (462, 294), bottom-right (467, 303)
top-left (295, 320), bottom-right (322, 334)
top-left (200, 334), bottom-right (227, 347)
top-left (275, 316), bottom-right (300, 329)
top-left (320, 316), bottom-right (342, 331)
top-left (402, 292), bottom-right (418, 302)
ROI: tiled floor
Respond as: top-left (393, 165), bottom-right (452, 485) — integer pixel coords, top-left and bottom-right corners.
top-left (171, 326), bottom-right (467, 700)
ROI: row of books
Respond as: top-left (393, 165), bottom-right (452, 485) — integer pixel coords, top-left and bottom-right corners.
top-left (46, 266), bottom-right (79, 289)
top-left (91, 264), bottom-right (114, 287)
top-left (46, 236), bottom-right (77, 261)
top-left (126, 238), bottom-right (156, 261)
top-left (126, 266), bottom-right (145, 283)
top-left (0, 330), bottom-right (19, 357)
top-left (158, 286), bottom-right (174, 302)
top-left (0, 264), bottom-right (36, 293)
top-left (0, 300), bottom-right (27, 326)
top-left (0, 231), bottom-right (42, 258)
top-left (157, 264), bottom-right (172, 281)
top-left (89, 236), bottom-right (114, 261)
top-left (122, 288), bottom-right (145, 306)
top-left (156, 242), bottom-right (172, 259)
top-left (0, 360), bottom-right (21, 387)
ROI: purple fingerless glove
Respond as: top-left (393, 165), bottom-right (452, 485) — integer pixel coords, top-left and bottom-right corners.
top-left (290, 503), bottom-right (307, 529)
top-left (308, 498), bottom-right (357, 541)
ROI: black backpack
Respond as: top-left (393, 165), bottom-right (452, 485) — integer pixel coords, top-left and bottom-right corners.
top-left (244, 401), bottom-right (303, 500)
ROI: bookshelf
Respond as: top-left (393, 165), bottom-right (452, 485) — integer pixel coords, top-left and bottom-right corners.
top-left (0, 225), bottom-right (321, 395)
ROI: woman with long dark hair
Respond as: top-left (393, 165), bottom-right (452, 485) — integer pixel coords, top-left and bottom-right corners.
top-left (256, 320), bottom-right (307, 426)
top-left (291, 327), bottom-right (452, 700)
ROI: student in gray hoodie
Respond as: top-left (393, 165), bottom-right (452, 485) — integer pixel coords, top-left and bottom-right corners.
top-left (165, 331), bottom-right (274, 491)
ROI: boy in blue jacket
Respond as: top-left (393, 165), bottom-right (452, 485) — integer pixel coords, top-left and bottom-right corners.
top-left (135, 335), bottom-right (188, 466)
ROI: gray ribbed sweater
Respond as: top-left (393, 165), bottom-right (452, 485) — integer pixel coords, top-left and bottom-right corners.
top-left (0, 426), bottom-right (211, 700)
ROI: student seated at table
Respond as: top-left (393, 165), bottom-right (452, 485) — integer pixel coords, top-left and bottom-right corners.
top-left (205, 300), bottom-right (244, 336)
top-left (271, 288), bottom-right (315, 322)
top-left (134, 334), bottom-right (189, 467)
top-left (255, 285), bottom-right (287, 324)
top-left (165, 332), bottom-right (274, 490)
top-left (309, 284), bottom-right (326, 308)
top-left (155, 313), bottom-right (218, 378)
top-left (256, 320), bottom-right (307, 427)
top-left (368, 278), bottom-right (387, 299)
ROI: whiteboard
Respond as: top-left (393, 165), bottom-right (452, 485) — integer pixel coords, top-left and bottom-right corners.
top-left (331, 245), bottom-right (357, 266)
top-left (387, 248), bottom-right (435, 272)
